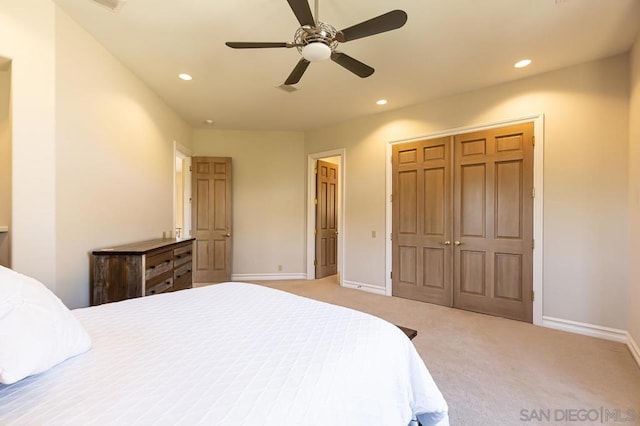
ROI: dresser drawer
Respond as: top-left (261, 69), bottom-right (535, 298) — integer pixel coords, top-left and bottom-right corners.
top-left (174, 244), bottom-right (192, 257)
top-left (173, 244), bottom-right (192, 268)
top-left (173, 272), bottom-right (192, 291)
top-left (174, 252), bottom-right (191, 269)
top-left (173, 262), bottom-right (192, 291)
top-left (145, 250), bottom-right (173, 280)
top-left (146, 271), bottom-right (173, 296)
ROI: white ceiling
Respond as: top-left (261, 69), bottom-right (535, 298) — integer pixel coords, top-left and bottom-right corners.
top-left (53, 0), bottom-right (640, 131)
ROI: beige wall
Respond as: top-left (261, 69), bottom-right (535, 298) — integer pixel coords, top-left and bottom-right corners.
top-left (0, 0), bottom-right (56, 288)
top-left (0, 67), bottom-right (10, 267)
top-left (193, 129), bottom-right (306, 278)
top-left (54, 9), bottom-right (193, 308)
top-left (628, 33), bottom-right (640, 346)
top-left (306, 54), bottom-right (630, 330)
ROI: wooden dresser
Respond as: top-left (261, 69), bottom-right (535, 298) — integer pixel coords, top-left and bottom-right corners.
top-left (90, 238), bottom-right (195, 306)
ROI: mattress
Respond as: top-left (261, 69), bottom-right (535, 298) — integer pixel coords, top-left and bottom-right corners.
top-left (0, 282), bottom-right (448, 425)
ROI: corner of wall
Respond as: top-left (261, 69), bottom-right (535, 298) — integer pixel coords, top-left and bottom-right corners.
top-left (1, 0), bottom-right (57, 290)
top-left (628, 30), bottom-right (640, 349)
top-left (0, 68), bottom-right (11, 268)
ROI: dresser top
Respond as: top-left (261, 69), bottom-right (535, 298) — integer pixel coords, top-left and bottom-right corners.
top-left (92, 237), bottom-right (195, 255)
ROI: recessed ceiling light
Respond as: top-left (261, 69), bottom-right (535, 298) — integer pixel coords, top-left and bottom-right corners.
top-left (178, 73), bottom-right (193, 81)
top-left (204, 119), bottom-right (214, 125)
top-left (514, 59), bottom-right (532, 69)
top-left (376, 99), bottom-right (388, 106)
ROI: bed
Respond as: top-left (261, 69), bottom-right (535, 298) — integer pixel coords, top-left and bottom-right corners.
top-left (0, 280), bottom-right (448, 425)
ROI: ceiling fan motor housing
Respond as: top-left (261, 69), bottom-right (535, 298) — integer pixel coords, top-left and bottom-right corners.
top-left (294, 22), bottom-right (339, 61)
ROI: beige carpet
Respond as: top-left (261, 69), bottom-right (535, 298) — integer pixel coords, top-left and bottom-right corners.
top-left (199, 277), bottom-right (640, 425)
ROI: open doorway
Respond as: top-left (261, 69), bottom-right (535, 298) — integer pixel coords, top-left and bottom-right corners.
top-left (174, 143), bottom-right (192, 239)
top-left (306, 149), bottom-right (345, 284)
top-left (315, 157), bottom-right (339, 279)
top-left (0, 58), bottom-right (12, 268)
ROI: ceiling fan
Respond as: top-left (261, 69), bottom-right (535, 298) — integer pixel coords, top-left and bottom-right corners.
top-left (225, 0), bottom-right (408, 85)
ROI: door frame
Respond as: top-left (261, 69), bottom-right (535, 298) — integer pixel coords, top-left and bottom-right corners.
top-left (173, 141), bottom-right (192, 238)
top-left (385, 114), bottom-right (544, 325)
top-left (306, 149), bottom-right (346, 284)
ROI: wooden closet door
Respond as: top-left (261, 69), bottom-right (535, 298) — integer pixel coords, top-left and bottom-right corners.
top-left (392, 137), bottom-right (453, 306)
top-left (453, 123), bottom-right (534, 322)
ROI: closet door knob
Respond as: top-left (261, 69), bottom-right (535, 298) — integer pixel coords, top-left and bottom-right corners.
top-left (440, 240), bottom-right (451, 245)
top-left (454, 241), bottom-right (463, 246)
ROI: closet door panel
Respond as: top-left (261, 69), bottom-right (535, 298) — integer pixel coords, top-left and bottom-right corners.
top-left (392, 137), bottom-right (452, 306)
top-left (453, 123), bottom-right (534, 322)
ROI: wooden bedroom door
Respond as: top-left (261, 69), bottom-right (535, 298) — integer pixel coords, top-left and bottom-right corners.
top-left (315, 160), bottom-right (338, 278)
top-left (392, 137), bottom-right (453, 306)
top-left (392, 123), bottom-right (534, 322)
top-left (191, 157), bottom-right (232, 283)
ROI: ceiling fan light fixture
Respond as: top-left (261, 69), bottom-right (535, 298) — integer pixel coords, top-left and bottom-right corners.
top-left (301, 42), bottom-right (331, 62)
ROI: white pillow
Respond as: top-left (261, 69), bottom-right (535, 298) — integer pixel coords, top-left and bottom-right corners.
top-left (0, 265), bottom-right (91, 385)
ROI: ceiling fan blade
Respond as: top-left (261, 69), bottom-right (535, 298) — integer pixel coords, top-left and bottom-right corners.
top-left (286, 0), bottom-right (315, 27)
top-left (225, 42), bottom-right (289, 49)
top-left (284, 59), bottom-right (311, 85)
top-left (335, 10), bottom-right (408, 43)
top-left (331, 52), bottom-right (374, 78)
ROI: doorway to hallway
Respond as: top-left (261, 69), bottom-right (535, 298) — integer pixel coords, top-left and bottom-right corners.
top-left (307, 149), bottom-right (345, 284)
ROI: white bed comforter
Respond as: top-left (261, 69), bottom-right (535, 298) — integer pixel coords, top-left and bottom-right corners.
top-left (0, 282), bottom-right (448, 425)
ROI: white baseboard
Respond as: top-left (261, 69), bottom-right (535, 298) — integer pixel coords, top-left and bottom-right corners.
top-left (232, 273), bottom-right (307, 281)
top-left (542, 316), bottom-right (627, 343)
top-left (627, 332), bottom-right (640, 369)
top-left (343, 280), bottom-right (387, 296)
